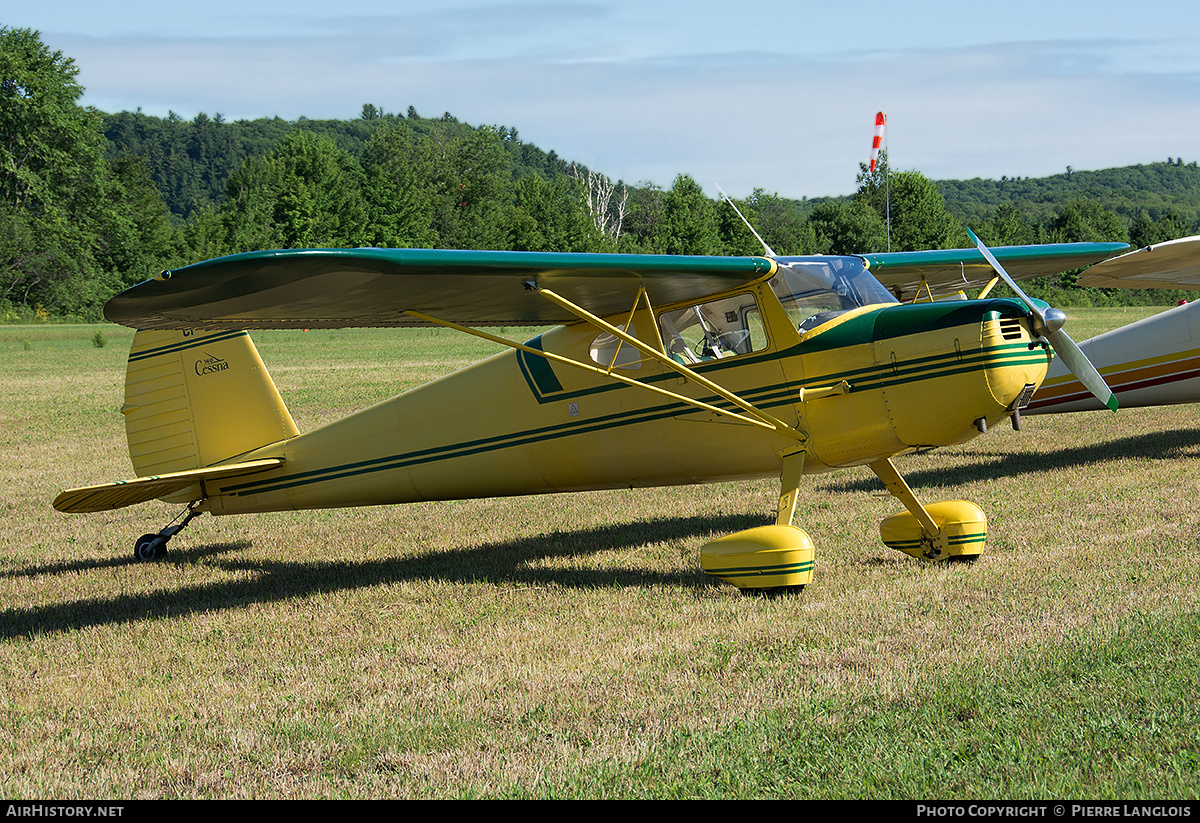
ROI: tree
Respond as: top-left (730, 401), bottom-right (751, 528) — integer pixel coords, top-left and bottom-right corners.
top-left (425, 126), bottom-right (514, 249)
top-left (0, 27), bottom-right (102, 211)
top-left (219, 131), bottom-right (370, 251)
top-left (1044, 199), bottom-right (1127, 244)
top-left (1129, 209), bottom-right (1190, 248)
top-left (360, 121), bottom-right (437, 248)
top-left (747, 190), bottom-right (814, 256)
top-left (0, 27), bottom-right (175, 316)
top-left (569, 164), bottom-right (628, 242)
top-left (855, 156), bottom-right (959, 251)
top-left (715, 195), bottom-right (765, 257)
top-left (619, 184), bottom-right (665, 253)
top-left (510, 173), bottom-right (606, 252)
top-left (987, 203), bottom-right (1036, 246)
top-left (656, 174), bottom-right (721, 256)
top-left (95, 153), bottom-right (178, 289)
top-left (807, 200), bottom-right (888, 255)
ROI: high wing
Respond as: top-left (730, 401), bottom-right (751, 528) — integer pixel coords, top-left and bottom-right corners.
top-left (860, 242), bottom-right (1130, 300)
top-left (1076, 236), bottom-right (1200, 290)
top-left (106, 248), bottom-right (777, 330)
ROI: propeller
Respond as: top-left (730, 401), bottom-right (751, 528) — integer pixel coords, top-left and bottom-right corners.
top-left (966, 227), bottom-right (1118, 412)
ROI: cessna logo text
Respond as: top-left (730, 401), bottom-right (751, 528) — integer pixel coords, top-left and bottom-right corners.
top-left (194, 352), bottom-right (230, 375)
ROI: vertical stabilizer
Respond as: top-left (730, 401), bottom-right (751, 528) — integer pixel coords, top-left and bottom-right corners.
top-left (122, 330), bottom-right (299, 477)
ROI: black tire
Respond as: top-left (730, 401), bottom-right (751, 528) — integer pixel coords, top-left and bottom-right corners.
top-left (134, 534), bottom-right (167, 562)
top-left (743, 584), bottom-right (805, 598)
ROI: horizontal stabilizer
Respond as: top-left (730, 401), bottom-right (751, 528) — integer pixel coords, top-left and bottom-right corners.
top-left (53, 458), bottom-right (284, 514)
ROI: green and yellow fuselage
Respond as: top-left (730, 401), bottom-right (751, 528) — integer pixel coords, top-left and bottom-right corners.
top-left (199, 289), bottom-right (1047, 516)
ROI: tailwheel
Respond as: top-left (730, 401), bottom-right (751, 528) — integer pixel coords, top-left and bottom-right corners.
top-left (131, 504), bottom-right (204, 563)
top-left (134, 533), bottom-right (168, 562)
top-left (880, 500), bottom-right (987, 561)
top-left (700, 525), bottom-right (815, 593)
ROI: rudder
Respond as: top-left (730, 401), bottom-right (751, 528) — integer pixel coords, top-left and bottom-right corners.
top-left (122, 330), bottom-right (299, 477)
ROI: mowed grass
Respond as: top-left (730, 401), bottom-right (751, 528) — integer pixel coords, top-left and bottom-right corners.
top-left (1, 306), bottom-right (1199, 798)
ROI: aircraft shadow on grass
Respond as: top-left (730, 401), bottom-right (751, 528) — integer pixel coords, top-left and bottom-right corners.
top-left (18, 425), bottom-right (1200, 639)
top-left (821, 426), bottom-right (1200, 495)
top-left (1, 512), bottom-right (771, 640)
top-left (17, 426), bottom-right (1200, 639)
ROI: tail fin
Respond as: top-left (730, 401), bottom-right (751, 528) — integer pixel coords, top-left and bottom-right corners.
top-left (122, 330), bottom-right (299, 477)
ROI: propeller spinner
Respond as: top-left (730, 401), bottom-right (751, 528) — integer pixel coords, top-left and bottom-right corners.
top-left (966, 227), bottom-right (1118, 412)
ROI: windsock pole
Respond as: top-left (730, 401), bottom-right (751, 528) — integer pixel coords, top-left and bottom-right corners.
top-left (870, 112), bottom-right (891, 251)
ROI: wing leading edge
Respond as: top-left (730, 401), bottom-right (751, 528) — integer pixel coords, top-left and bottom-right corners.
top-left (106, 248), bottom-right (778, 330)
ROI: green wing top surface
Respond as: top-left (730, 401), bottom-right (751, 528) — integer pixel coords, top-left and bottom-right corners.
top-left (1076, 235), bottom-right (1200, 290)
top-left (861, 242), bottom-right (1130, 299)
top-left (105, 248), bottom-right (777, 330)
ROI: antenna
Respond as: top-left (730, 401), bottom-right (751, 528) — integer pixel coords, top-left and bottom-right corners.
top-left (716, 184), bottom-right (777, 258)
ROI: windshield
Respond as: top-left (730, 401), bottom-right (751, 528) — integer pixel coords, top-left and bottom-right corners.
top-left (769, 256), bottom-right (898, 331)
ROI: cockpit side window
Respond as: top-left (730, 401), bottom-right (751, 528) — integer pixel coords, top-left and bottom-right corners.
top-left (590, 325), bottom-right (643, 370)
top-left (658, 293), bottom-right (766, 364)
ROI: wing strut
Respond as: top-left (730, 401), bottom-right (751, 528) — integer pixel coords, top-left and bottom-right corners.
top-left (528, 284), bottom-right (806, 440)
top-left (403, 293), bottom-right (805, 442)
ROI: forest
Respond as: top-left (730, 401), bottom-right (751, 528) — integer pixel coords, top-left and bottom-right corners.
top-left (3, 26), bottom-right (1197, 321)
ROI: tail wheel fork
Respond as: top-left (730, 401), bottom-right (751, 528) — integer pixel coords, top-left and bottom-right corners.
top-left (133, 503), bottom-right (205, 562)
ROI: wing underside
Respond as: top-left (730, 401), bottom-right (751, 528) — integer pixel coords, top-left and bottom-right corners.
top-left (105, 248), bottom-right (778, 330)
top-left (1076, 236), bottom-right (1200, 290)
top-left (861, 242), bottom-right (1130, 299)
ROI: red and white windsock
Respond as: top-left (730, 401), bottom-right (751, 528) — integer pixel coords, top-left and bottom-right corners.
top-left (869, 112), bottom-right (886, 172)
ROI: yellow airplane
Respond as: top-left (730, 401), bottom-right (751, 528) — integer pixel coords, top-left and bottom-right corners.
top-left (54, 234), bottom-right (1129, 592)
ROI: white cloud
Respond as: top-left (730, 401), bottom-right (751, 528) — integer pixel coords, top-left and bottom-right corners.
top-left (35, 12), bottom-right (1200, 199)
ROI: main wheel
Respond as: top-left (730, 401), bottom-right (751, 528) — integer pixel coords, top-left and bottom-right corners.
top-left (743, 584), bottom-right (806, 598)
top-left (134, 533), bottom-right (167, 562)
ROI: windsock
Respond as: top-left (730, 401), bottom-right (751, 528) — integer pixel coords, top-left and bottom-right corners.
top-left (869, 112), bottom-right (886, 172)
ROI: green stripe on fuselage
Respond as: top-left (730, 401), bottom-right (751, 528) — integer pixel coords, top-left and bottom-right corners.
top-left (223, 302), bottom-right (1033, 497)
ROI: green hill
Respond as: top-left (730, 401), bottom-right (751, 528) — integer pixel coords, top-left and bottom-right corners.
top-left (937, 161), bottom-right (1200, 230)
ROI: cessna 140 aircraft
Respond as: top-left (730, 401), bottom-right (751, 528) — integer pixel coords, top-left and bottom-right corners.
top-left (54, 232), bottom-right (1136, 592)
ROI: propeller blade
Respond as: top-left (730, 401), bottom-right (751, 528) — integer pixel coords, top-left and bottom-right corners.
top-left (966, 226), bottom-right (1117, 412)
top-left (1047, 328), bottom-right (1119, 411)
top-left (965, 227), bottom-right (1045, 324)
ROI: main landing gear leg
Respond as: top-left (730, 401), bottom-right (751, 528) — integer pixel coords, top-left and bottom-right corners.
top-left (700, 447), bottom-right (815, 594)
top-left (133, 503), bottom-right (204, 562)
top-left (868, 458), bottom-right (986, 562)
top-left (776, 446), bottom-right (806, 529)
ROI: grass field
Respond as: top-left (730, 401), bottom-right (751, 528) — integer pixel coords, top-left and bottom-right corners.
top-left (2, 306), bottom-right (1198, 799)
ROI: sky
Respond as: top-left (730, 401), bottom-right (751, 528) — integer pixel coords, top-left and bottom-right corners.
top-left (10, 1), bottom-right (1200, 199)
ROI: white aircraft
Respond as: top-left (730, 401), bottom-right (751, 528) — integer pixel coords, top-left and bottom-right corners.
top-left (1025, 236), bottom-right (1200, 414)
